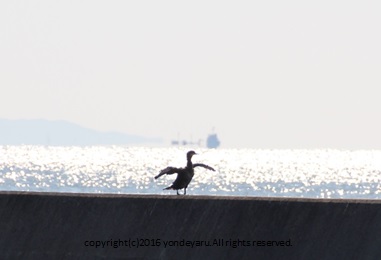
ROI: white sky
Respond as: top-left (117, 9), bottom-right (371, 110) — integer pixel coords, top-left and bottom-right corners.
top-left (1, 1), bottom-right (380, 148)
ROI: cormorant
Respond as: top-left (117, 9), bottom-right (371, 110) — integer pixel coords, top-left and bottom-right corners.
top-left (154, 150), bottom-right (215, 195)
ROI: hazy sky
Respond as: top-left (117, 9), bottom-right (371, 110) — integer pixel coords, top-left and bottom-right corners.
top-left (1, 1), bottom-right (380, 148)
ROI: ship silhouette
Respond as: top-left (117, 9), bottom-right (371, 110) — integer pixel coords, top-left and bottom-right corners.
top-left (206, 133), bottom-right (220, 148)
top-left (171, 130), bottom-right (220, 148)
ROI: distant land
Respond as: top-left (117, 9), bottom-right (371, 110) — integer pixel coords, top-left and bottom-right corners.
top-left (0, 119), bottom-right (161, 146)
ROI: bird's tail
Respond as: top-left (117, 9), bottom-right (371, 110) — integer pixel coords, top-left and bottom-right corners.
top-left (163, 186), bottom-right (173, 190)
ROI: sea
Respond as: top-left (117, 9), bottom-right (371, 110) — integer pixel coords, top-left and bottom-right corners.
top-left (1, 146), bottom-right (381, 199)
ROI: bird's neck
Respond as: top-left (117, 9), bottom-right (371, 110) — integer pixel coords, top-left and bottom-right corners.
top-left (186, 157), bottom-right (193, 168)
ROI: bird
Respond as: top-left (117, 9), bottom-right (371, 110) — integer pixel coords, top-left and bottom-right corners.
top-left (154, 150), bottom-right (215, 195)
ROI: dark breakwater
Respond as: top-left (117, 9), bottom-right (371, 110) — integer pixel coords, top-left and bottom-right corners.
top-left (1, 192), bottom-right (381, 259)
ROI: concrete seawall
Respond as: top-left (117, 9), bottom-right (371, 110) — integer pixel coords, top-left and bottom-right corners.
top-left (1, 192), bottom-right (381, 259)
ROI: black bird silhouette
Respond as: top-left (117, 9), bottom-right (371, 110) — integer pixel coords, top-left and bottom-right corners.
top-left (154, 150), bottom-right (215, 195)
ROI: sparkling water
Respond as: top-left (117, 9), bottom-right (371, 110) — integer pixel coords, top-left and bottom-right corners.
top-left (1, 146), bottom-right (381, 199)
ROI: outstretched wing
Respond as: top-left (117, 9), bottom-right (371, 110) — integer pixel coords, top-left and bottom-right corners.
top-left (154, 167), bottom-right (182, 179)
top-left (193, 163), bottom-right (215, 171)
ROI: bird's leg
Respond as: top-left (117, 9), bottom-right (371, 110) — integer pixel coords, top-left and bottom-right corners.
top-left (176, 190), bottom-right (180, 195)
top-left (184, 188), bottom-right (187, 195)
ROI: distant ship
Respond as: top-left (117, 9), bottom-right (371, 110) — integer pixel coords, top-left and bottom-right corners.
top-left (206, 133), bottom-right (220, 149)
top-left (171, 132), bottom-right (221, 148)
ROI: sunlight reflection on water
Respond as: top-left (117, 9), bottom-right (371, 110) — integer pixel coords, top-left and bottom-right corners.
top-left (1, 146), bottom-right (381, 198)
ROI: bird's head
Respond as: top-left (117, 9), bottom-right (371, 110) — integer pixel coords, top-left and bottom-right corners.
top-left (187, 150), bottom-right (197, 160)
